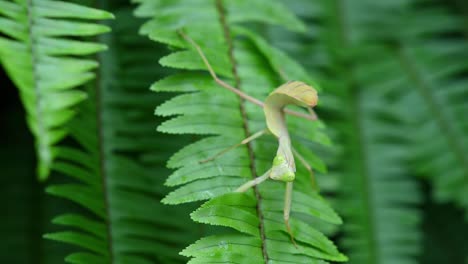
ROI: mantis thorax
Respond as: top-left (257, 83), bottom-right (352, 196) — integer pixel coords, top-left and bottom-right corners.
top-left (270, 155), bottom-right (295, 182)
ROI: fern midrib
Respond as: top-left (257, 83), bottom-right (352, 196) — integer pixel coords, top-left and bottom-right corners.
top-left (349, 87), bottom-right (379, 263)
top-left (95, 13), bottom-right (114, 262)
top-left (333, 0), bottom-right (379, 262)
top-left (215, 0), bottom-right (269, 262)
top-left (26, 0), bottom-right (47, 174)
top-left (396, 45), bottom-right (468, 180)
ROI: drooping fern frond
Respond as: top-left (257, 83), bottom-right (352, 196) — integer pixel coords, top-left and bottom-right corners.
top-left (44, 7), bottom-right (198, 263)
top-left (267, 1), bottom-right (424, 263)
top-left (323, 1), bottom-right (426, 262)
top-left (319, 2), bottom-right (424, 261)
top-left (333, 49), bottom-right (424, 264)
top-left (389, 0), bottom-right (468, 217)
top-left (341, 0), bottom-right (468, 216)
top-left (0, 0), bottom-right (113, 179)
top-left (136, 0), bottom-right (346, 262)
top-left (323, 0), bottom-right (468, 258)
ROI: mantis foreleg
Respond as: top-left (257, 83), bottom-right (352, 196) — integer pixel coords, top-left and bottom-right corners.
top-left (235, 169), bottom-right (271, 192)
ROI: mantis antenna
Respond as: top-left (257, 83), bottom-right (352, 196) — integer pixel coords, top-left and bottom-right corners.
top-left (179, 30), bottom-right (320, 246)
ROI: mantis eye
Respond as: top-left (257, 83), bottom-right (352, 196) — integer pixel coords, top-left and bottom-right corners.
top-left (270, 155), bottom-right (295, 182)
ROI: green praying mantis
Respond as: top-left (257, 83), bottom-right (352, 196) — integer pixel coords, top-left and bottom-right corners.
top-left (179, 31), bottom-right (319, 245)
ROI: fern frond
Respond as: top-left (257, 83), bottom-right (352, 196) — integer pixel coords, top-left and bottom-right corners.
top-left (268, 1), bottom-right (425, 263)
top-left (0, 0), bottom-right (113, 179)
top-left (44, 7), bottom-right (197, 263)
top-left (388, 0), bottom-right (468, 216)
top-left (395, 41), bottom-right (468, 214)
top-left (322, 1), bottom-right (425, 262)
top-left (335, 83), bottom-right (423, 264)
top-left (352, 0), bottom-right (468, 216)
top-left (137, 0), bottom-right (346, 263)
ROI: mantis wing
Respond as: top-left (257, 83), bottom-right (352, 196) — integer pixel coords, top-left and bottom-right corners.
top-left (264, 81), bottom-right (318, 137)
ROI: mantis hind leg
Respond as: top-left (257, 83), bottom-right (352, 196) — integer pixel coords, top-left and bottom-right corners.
top-left (200, 129), bottom-right (268, 164)
top-left (235, 168), bottom-right (299, 247)
top-left (178, 30), bottom-right (317, 121)
top-left (284, 182), bottom-right (298, 247)
top-left (178, 30), bottom-right (264, 107)
top-left (292, 147), bottom-right (319, 191)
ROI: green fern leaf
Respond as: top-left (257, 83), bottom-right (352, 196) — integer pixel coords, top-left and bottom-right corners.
top-left (323, 2), bottom-right (425, 262)
top-left (390, 0), bottom-right (468, 215)
top-left (0, 0), bottom-right (113, 180)
top-left (137, 0), bottom-right (346, 263)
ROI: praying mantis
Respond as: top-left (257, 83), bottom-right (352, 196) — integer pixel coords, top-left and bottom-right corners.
top-left (179, 31), bottom-right (319, 245)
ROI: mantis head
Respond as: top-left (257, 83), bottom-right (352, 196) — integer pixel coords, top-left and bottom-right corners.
top-left (270, 154), bottom-right (295, 182)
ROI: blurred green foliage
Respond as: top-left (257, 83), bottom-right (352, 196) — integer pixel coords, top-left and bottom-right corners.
top-left (1, 0), bottom-right (467, 263)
